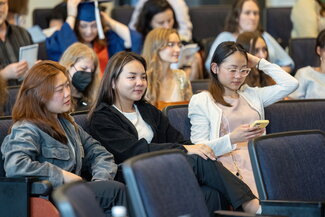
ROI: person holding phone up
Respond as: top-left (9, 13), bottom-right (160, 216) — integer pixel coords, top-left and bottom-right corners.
top-left (188, 41), bottom-right (298, 197)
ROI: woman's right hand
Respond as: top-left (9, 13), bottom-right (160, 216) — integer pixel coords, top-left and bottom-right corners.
top-left (67, 0), bottom-right (81, 18)
top-left (229, 124), bottom-right (265, 144)
top-left (62, 170), bottom-right (82, 183)
top-left (183, 144), bottom-right (217, 161)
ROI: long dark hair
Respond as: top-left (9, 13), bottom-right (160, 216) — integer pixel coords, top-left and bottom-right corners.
top-left (135, 0), bottom-right (178, 38)
top-left (88, 51), bottom-right (147, 118)
top-left (209, 41), bottom-right (248, 107)
top-left (224, 0), bottom-right (263, 33)
top-left (12, 61), bottom-right (75, 144)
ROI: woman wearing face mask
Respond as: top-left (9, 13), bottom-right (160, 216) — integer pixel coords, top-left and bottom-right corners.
top-left (88, 51), bottom-right (261, 215)
top-left (142, 28), bottom-right (192, 110)
top-left (189, 41), bottom-right (298, 197)
top-left (236, 31), bottom-right (275, 87)
top-left (46, 0), bottom-right (142, 73)
top-left (289, 29), bottom-right (325, 99)
top-left (205, 0), bottom-right (294, 73)
top-left (59, 42), bottom-right (100, 111)
top-left (1, 60), bottom-right (127, 216)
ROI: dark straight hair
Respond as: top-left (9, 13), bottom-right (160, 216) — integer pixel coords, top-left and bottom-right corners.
top-left (208, 41), bottom-right (248, 107)
top-left (88, 51), bottom-right (147, 118)
top-left (316, 29), bottom-right (325, 55)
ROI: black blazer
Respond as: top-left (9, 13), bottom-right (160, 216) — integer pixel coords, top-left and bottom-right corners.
top-left (88, 101), bottom-right (188, 164)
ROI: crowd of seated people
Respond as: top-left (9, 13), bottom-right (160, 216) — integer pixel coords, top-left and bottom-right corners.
top-left (0, 0), bottom-right (324, 216)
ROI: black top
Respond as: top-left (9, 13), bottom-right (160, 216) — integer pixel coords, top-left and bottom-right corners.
top-left (88, 101), bottom-right (188, 164)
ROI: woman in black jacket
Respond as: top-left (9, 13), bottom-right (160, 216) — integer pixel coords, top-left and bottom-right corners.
top-left (88, 51), bottom-right (260, 215)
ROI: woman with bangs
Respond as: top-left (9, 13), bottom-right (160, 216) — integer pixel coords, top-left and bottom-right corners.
top-left (142, 28), bottom-right (192, 110)
top-left (236, 31), bottom-right (275, 87)
top-left (59, 42), bottom-right (100, 111)
top-left (205, 0), bottom-right (294, 73)
top-left (1, 61), bottom-right (127, 216)
top-left (189, 41), bottom-right (298, 197)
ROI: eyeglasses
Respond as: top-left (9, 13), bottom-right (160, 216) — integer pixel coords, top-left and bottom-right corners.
top-left (222, 66), bottom-right (251, 76)
top-left (166, 41), bottom-right (183, 48)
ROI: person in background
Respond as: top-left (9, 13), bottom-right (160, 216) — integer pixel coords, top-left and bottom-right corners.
top-left (7, 0), bottom-right (29, 27)
top-left (46, 0), bottom-right (142, 73)
top-left (189, 41), bottom-right (298, 197)
top-left (205, 0), bottom-right (294, 73)
top-left (129, 0), bottom-right (192, 42)
top-left (142, 28), bottom-right (192, 110)
top-left (59, 42), bottom-right (100, 111)
top-left (291, 0), bottom-right (325, 38)
top-left (1, 60), bottom-right (126, 217)
top-left (133, 0), bottom-right (203, 80)
top-left (236, 31), bottom-right (275, 87)
top-left (88, 51), bottom-right (261, 215)
top-left (289, 29), bottom-right (325, 99)
top-left (0, 0), bottom-right (32, 86)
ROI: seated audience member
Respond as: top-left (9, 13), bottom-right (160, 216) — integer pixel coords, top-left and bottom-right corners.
top-left (142, 28), bottom-right (192, 110)
top-left (205, 0), bottom-right (294, 73)
top-left (0, 0), bottom-right (32, 86)
top-left (7, 0), bottom-right (28, 27)
top-left (236, 31), bottom-right (275, 87)
top-left (1, 60), bottom-right (126, 216)
top-left (129, 0), bottom-right (192, 42)
top-left (291, 0), bottom-right (325, 38)
top-left (289, 29), bottom-right (325, 99)
top-left (88, 51), bottom-right (261, 215)
top-left (59, 42), bottom-right (100, 111)
top-left (46, 0), bottom-right (142, 73)
top-left (134, 0), bottom-right (202, 80)
top-left (189, 42), bottom-right (298, 197)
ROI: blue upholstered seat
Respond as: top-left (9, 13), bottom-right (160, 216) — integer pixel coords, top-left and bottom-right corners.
top-left (265, 99), bottom-right (325, 134)
top-left (162, 104), bottom-right (190, 141)
top-left (249, 130), bottom-right (325, 217)
top-left (52, 181), bottom-right (105, 217)
top-left (123, 150), bottom-right (210, 217)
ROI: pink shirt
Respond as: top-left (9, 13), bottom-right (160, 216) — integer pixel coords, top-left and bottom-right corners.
top-left (218, 95), bottom-right (260, 197)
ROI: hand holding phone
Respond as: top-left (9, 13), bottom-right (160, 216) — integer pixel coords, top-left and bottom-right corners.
top-left (250, 120), bottom-right (269, 128)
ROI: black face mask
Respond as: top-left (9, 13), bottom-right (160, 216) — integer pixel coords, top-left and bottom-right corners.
top-left (72, 70), bottom-right (92, 92)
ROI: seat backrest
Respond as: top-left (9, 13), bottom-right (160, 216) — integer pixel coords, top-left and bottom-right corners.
top-left (189, 5), bottom-right (231, 42)
top-left (32, 8), bottom-right (52, 29)
top-left (52, 181), bottom-right (105, 217)
top-left (123, 150), bottom-right (210, 217)
top-left (249, 130), bottom-right (325, 201)
top-left (71, 110), bottom-right (89, 133)
top-left (265, 99), bottom-right (325, 134)
top-left (289, 38), bottom-right (319, 74)
top-left (265, 7), bottom-right (292, 49)
top-left (162, 104), bottom-right (190, 140)
top-left (191, 79), bottom-right (209, 94)
top-left (111, 6), bottom-right (134, 25)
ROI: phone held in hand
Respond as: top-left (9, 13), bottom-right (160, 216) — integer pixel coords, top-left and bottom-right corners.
top-left (250, 120), bottom-right (269, 128)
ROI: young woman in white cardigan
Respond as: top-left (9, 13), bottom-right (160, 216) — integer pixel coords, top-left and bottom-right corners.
top-left (188, 41), bottom-right (298, 197)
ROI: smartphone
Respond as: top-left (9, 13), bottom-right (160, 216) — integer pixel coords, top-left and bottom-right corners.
top-left (250, 120), bottom-right (269, 128)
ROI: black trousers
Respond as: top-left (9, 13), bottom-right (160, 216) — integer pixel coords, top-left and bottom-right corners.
top-left (86, 180), bottom-right (127, 217)
top-left (186, 154), bottom-right (256, 210)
